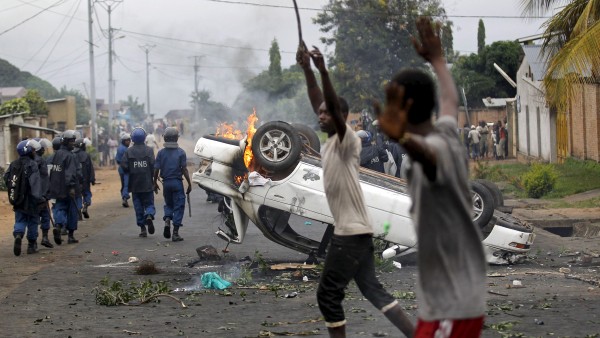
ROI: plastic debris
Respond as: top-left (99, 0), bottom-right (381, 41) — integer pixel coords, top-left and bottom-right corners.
top-left (512, 280), bottom-right (522, 286)
top-left (128, 257), bottom-right (139, 263)
top-left (248, 171), bottom-right (271, 186)
top-left (200, 272), bottom-right (231, 290)
top-left (393, 261), bottom-right (402, 269)
top-left (111, 250), bottom-right (119, 256)
top-left (534, 318), bottom-right (544, 325)
top-left (302, 276), bottom-right (309, 282)
top-left (284, 292), bottom-right (298, 298)
top-left (304, 221), bottom-right (312, 225)
top-left (559, 267), bottom-right (571, 274)
top-left (383, 221), bottom-right (391, 234)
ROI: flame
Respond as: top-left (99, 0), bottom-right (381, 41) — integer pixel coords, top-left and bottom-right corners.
top-left (215, 109), bottom-right (259, 171)
top-left (234, 173), bottom-right (248, 185)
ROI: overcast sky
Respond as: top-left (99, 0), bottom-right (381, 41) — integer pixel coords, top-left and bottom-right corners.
top-left (0, 0), bottom-right (549, 118)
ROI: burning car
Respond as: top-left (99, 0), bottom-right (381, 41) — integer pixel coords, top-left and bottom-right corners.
top-left (192, 118), bottom-right (534, 264)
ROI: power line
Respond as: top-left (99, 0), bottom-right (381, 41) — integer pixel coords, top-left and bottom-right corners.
top-left (0, 0), bottom-right (43, 13)
top-left (15, 0), bottom-right (87, 21)
top-left (197, 0), bottom-right (552, 19)
top-left (0, 0), bottom-right (68, 37)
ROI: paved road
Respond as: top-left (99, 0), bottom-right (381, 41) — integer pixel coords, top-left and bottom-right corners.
top-left (1, 188), bottom-right (600, 337)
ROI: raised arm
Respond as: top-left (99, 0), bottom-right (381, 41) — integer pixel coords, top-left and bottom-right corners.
top-left (411, 17), bottom-right (458, 118)
top-left (297, 45), bottom-right (323, 116)
top-left (310, 47), bottom-right (347, 141)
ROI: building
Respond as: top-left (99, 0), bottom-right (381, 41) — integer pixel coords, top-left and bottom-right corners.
top-left (0, 87), bottom-right (26, 104)
top-left (0, 113), bottom-right (58, 166)
top-left (46, 96), bottom-right (76, 131)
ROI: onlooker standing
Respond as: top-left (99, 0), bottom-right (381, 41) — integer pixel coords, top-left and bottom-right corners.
top-left (462, 124), bottom-right (470, 159)
top-left (145, 132), bottom-right (159, 155)
top-left (468, 125), bottom-right (480, 159)
top-left (107, 137), bottom-right (118, 166)
top-left (498, 121), bottom-right (507, 160)
top-left (122, 128), bottom-right (156, 238)
top-left (478, 121), bottom-right (489, 159)
top-left (377, 17), bottom-right (486, 337)
top-left (153, 127), bottom-right (192, 242)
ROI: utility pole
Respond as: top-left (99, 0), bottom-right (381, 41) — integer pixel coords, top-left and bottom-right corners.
top-left (87, 0), bottom-right (98, 148)
top-left (97, 0), bottom-right (122, 135)
top-left (191, 56), bottom-right (203, 124)
top-left (140, 44), bottom-right (156, 122)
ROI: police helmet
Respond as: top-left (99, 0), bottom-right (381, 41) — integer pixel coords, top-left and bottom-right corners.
top-left (17, 139), bottom-right (39, 157)
top-left (163, 127), bottom-right (179, 143)
top-left (61, 130), bottom-right (77, 145)
top-left (35, 138), bottom-right (52, 149)
top-left (121, 133), bottom-right (131, 141)
top-left (74, 138), bottom-right (85, 150)
top-left (131, 127), bottom-right (147, 144)
top-left (51, 137), bottom-right (62, 151)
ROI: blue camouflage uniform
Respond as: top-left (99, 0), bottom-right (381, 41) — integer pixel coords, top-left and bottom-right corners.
top-left (116, 143), bottom-right (130, 201)
top-left (122, 143), bottom-right (156, 228)
top-left (154, 147), bottom-right (187, 227)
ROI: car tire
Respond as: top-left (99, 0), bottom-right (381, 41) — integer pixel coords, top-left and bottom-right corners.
top-left (252, 121), bottom-right (302, 172)
top-left (291, 123), bottom-right (321, 153)
top-left (470, 181), bottom-right (495, 229)
top-left (475, 179), bottom-right (504, 208)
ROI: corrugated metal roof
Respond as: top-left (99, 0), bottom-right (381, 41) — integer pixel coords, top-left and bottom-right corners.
top-left (522, 45), bottom-right (548, 81)
top-left (0, 87), bottom-right (26, 97)
top-left (481, 98), bottom-right (508, 108)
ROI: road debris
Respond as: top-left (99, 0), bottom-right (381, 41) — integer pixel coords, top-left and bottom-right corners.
top-left (201, 272), bottom-right (231, 290)
top-left (128, 257), bottom-right (139, 263)
top-left (270, 263), bottom-right (317, 270)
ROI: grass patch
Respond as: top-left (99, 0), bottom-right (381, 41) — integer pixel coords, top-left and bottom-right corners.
top-left (548, 196), bottom-right (600, 209)
top-left (471, 158), bottom-right (600, 200)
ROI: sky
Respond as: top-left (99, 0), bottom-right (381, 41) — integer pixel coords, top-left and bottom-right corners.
top-left (0, 0), bottom-right (550, 119)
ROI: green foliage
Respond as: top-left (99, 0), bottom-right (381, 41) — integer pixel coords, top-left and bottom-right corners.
top-left (0, 166), bottom-right (6, 191)
top-left (23, 89), bottom-right (48, 116)
top-left (471, 160), bottom-right (504, 180)
top-left (121, 95), bottom-right (145, 124)
top-left (477, 19), bottom-right (486, 54)
top-left (59, 86), bottom-right (90, 125)
top-left (314, 0), bottom-right (448, 111)
top-left (0, 98), bottom-right (30, 115)
top-left (92, 277), bottom-right (170, 306)
top-left (452, 41), bottom-right (523, 108)
top-left (521, 162), bottom-right (558, 198)
top-left (191, 89), bottom-right (233, 132)
top-left (0, 58), bottom-right (59, 99)
top-left (268, 39), bottom-right (282, 79)
top-left (254, 250), bottom-right (269, 273)
top-left (372, 237), bottom-right (394, 272)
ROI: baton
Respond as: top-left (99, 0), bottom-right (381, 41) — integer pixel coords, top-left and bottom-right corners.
top-left (187, 192), bottom-right (192, 218)
top-left (46, 200), bottom-right (56, 228)
top-left (292, 0), bottom-right (306, 50)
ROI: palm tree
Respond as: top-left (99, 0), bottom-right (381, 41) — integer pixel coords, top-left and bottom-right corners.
top-left (521, 0), bottom-right (600, 111)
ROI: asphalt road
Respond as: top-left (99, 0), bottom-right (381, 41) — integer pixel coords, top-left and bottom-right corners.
top-left (1, 186), bottom-right (600, 337)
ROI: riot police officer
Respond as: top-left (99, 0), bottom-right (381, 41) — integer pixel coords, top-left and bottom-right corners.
top-left (47, 130), bottom-right (81, 245)
top-left (33, 138), bottom-right (53, 248)
top-left (153, 127), bottom-right (192, 242)
top-left (115, 133), bottom-right (131, 207)
top-left (121, 127), bottom-right (156, 237)
top-left (73, 138), bottom-right (95, 218)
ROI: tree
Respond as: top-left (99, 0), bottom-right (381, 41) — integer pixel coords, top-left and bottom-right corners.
top-left (0, 58), bottom-right (59, 99)
top-left (441, 21), bottom-right (458, 63)
top-left (268, 39), bottom-right (282, 79)
top-left (190, 89), bottom-right (232, 130)
top-left (314, 0), bottom-right (449, 111)
top-left (121, 95), bottom-right (145, 124)
top-left (0, 98), bottom-right (30, 116)
top-left (521, 0), bottom-right (600, 111)
top-left (452, 40), bottom-right (523, 108)
top-left (477, 19), bottom-right (486, 55)
top-left (23, 89), bottom-right (48, 116)
top-left (59, 86), bottom-right (90, 125)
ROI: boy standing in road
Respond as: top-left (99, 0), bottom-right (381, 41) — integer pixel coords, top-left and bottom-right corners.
top-left (298, 47), bottom-right (414, 338)
top-left (153, 127), bottom-right (192, 242)
top-left (122, 127), bottom-right (156, 237)
top-left (377, 17), bottom-right (487, 337)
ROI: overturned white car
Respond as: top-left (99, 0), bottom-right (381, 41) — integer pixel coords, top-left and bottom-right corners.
top-left (192, 121), bottom-right (534, 264)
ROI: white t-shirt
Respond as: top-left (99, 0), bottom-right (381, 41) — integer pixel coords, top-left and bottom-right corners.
top-left (407, 115), bottom-right (487, 321)
top-left (321, 127), bottom-right (373, 236)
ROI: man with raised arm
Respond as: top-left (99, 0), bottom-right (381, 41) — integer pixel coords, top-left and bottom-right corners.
top-left (298, 46), bottom-right (414, 338)
top-left (377, 17), bottom-right (487, 337)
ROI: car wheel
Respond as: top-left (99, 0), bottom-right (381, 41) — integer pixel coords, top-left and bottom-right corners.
top-left (252, 121), bottom-right (302, 172)
top-left (475, 179), bottom-right (504, 208)
top-left (291, 123), bottom-right (321, 153)
top-left (470, 181), bottom-right (494, 229)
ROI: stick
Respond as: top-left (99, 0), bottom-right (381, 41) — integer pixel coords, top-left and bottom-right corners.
top-left (488, 290), bottom-right (508, 297)
top-left (187, 192), bottom-right (192, 217)
top-left (292, 0), bottom-right (305, 50)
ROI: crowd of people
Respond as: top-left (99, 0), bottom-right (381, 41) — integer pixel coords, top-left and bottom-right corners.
top-left (462, 119), bottom-right (509, 160)
top-left (4, 131), bottom-right (95, 256)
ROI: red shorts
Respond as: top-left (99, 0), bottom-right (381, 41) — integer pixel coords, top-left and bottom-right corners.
top-left (414, 316), bottom-right (484, 338)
